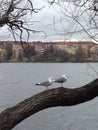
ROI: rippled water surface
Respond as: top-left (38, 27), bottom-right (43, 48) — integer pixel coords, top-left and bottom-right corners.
top-left (0, 63), bottom-right (98, 130)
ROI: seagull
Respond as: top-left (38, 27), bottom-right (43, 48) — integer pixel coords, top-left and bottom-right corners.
top-left (54, 74), bottom-right (69, 87)
top-left (35, 77), bottom-right (55, 90)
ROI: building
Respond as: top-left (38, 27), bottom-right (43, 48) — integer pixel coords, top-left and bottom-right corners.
top-left (30, 41), bottom-right (45, 54)
top-left (0, 47), bottom-right (7, 61)
top-left (54, 41), bottom-right (97, 56)
top-left (0, 40), bottom-right (98, 61)
top-left (54, 41), bottom-right (78, 54)
top-left (90, 43), bottom-right (98, 59)
top-left (12, 42), bottom-right (24, 59)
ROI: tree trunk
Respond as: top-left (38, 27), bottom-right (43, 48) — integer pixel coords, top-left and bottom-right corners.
top-left (0, 78), bottom-right (98, 130)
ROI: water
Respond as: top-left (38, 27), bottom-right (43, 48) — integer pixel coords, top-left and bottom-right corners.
top-left (0, 63), bottom-right (98, 130)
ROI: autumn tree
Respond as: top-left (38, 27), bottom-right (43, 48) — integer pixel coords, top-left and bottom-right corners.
top-left (75, 47), bottom-right (87, 62)
top-left (42, 44), bottom-right (69, 62)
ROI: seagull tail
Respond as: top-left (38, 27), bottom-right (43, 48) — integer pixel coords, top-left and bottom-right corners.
top-left (35, 83), bottom-right (41, 85)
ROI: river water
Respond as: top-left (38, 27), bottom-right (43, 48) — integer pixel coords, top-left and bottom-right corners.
top-left (0, 63), bottom-right (98, 130)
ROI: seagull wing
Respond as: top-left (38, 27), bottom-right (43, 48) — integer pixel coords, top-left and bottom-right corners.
top-left (41, 81), bottom-right (50, 86)
top-left (55, 77), bottom-right (66, 83)
top-left (36, 81), bottom-right (51, 86)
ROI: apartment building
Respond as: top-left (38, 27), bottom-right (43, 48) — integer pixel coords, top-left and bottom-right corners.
top-left (90, 43), bottom-right (98, 58)
top-left (30, 41), bottom-right (44, 53)
top-left (0, 47), bottom-right (7, 61)
top-left (54, 42), bottom-right (78, 54)
top-left (0, 40), bottom-right (98, 60)
top-left (54, 41), bottom-right (97, 56)
top-left (12, 41), bottom-right (98, 59)
top-left (12, 42), bottom-right (24, 59)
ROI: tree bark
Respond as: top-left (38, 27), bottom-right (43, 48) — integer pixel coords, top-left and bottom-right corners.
top-left (0, 78), bottom-right (98, 130)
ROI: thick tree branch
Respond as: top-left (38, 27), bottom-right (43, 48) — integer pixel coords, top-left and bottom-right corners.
top-left (0, 78), bottom-right (98, 130)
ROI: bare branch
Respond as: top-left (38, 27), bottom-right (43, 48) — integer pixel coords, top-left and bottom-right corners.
top-left (0, 0), bottom-right (45, 41)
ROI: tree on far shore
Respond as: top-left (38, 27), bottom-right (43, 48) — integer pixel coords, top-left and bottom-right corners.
top-left (75, 47), bottom-right (87, 62)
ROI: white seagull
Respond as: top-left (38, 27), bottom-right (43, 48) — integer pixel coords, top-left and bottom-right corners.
top-left (54, 74), bottom-right (69, 87)
top-left (35, 77), bottom-right (55, 90)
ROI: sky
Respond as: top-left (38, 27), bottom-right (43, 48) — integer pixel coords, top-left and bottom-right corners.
top-left (0, 0), bottom-right (98, 42)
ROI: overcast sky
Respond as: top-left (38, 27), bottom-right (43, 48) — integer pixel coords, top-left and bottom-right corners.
top-left (0, 0), bottom-right (97, 42)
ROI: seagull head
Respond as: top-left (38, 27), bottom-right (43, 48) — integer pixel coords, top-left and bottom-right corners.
top-left (62, 74), bottom-right (69, 79)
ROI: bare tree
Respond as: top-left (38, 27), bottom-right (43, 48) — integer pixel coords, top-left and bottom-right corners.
top-left (0, 0), bottom-right (45, 59)
top-left (46, 0), bottom-right (98, 42)
top-left (0, 0), bottom-right (43, 40)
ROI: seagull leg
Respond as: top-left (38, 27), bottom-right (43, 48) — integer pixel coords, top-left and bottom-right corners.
top-left (46, 86), bottom-right (48, 90)
top-left (61, 83), bottom-right (63, 87)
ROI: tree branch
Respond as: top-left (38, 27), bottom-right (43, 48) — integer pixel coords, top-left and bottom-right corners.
top-left (0, 0), bottom-right (44, 41)
top-left (0, 78), bottom-right (98, 130)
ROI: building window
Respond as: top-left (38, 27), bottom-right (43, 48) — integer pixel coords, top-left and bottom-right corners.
top-left (96, 49), bottom-right (98, 56)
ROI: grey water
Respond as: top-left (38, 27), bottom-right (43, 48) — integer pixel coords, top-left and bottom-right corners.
top-left (0, 63), bottom-right (98, 130)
